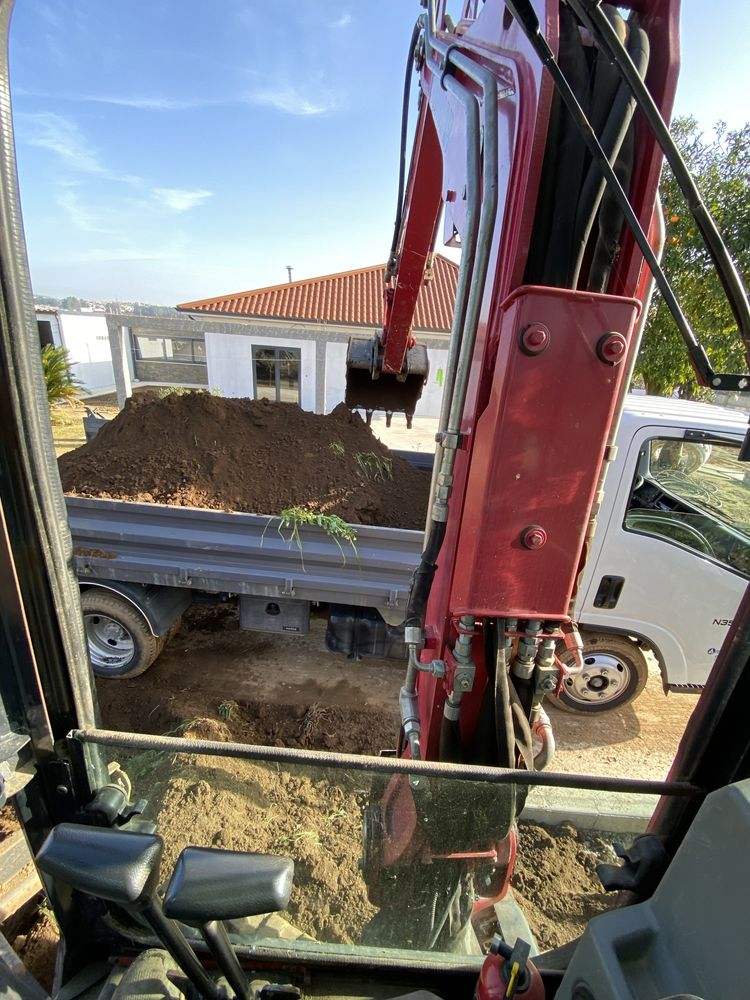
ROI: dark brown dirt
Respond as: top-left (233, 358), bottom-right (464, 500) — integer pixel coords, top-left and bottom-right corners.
top-left (11, 910), bottom-right (58, 992)
top-left (58, 393), bottom-right (430, 529)
top-left (511, 821), bottom-right (617, 952)
top-left (132, 718), bottom-right (376, 946)
top-left (129, 723), bottom-right (615, 952)
top-left (0, 803), bottom-right (18, 840)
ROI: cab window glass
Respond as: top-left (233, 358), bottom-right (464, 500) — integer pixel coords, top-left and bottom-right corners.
top-left (624, 438), bottom-right (750, 576)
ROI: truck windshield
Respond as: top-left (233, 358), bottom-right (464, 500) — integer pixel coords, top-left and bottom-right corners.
top-left (625, 437), bottom-right (750, 576)
top-left (649, 440), bottom-right (750, 535)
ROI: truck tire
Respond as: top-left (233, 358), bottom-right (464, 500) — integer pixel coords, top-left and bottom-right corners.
top-left (81, 590), bottom-right (165, 679)
top-left (547, 633), bottom-right (649, 714)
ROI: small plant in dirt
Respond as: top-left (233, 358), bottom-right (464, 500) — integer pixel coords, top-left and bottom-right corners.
top-left (354, 451), bottom-right (393, 482)
top-left (271, 507), bottom-right (358, 569)
top-left (329, 440), bottom-right (345, 458)
top-left (158, 386), bottom-right (223, 398)
top-left (41, 344), bottom-right (82, 405)
top-left (218, 699), bottom-right (238, 722)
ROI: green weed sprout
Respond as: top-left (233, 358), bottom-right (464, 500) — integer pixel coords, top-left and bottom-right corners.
top-left (276, 507), bottom-right (357, 569)
top-left (354, 451), bottom-right (393, 482)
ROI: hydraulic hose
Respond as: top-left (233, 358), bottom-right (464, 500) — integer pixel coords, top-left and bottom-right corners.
top-left (493, 620), bottom-right (516, 769)
top-left (405, 5), bottom-right (500, 635)
top-left (568, 0), bottom-right (750, 356)
top-left (503, 0), bottom-right (719, 388)
top-left (388, 18), bottom-right (424, 275)
top-left (508, 682), bottom-right (535, 771)
top-left (571, 17), bottom-right (650, 288)
top-left (533, 708), bottom-right (555, 771)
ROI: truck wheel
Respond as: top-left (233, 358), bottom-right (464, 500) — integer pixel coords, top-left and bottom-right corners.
top-left (81, 590), bottom-right (164, 679)
top-left (548, 634), bottom-right (649, 714)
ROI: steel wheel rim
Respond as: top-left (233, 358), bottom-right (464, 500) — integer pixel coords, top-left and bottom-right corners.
top-left (84, 613), bottom-right (135, 671)
top-left (564, 652), bottom-right (631, 706)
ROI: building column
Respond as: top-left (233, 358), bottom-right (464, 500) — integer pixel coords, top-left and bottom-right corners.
top-left (109, 325), bottom-right (132, 409)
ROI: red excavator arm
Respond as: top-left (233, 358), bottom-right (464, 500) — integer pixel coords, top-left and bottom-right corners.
top-left (359, 0), bottom-right (750, 947)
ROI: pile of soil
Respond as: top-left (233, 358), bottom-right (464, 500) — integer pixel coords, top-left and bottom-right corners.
top-left (0, 805), bottom-right (58, 991)
top-left (58, 393), bottom-right (430, 530)
top-left (133, 718), bottom-right (376, 945)
top-left (122, 717), bottom-right (617, 954)
top-left (511, 821), bottom-right (617, 951)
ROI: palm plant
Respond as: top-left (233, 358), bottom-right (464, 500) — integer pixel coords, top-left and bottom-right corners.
top-left (41, 344), bottom-right (82, 404)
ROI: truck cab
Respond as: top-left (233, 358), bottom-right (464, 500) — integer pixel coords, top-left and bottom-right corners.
top-left (558, 395), bottom-right (750, 712)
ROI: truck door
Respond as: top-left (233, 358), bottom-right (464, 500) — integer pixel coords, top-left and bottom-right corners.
top-left (578, 426), bottom-right (750, 688)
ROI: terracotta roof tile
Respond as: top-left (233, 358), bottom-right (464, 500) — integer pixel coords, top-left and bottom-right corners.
top-left (176, 254), bottom-right (457, 333)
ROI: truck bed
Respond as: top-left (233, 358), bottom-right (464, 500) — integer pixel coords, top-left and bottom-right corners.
top-left (66, 496), bottom-right (425, 613)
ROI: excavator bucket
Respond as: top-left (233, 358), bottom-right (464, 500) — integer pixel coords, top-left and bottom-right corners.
top-left (345, 335), bottom-right (429, 428)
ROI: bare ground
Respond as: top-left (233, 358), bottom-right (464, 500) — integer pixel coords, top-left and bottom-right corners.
top-left (97, 604), bottom-right (698, 781)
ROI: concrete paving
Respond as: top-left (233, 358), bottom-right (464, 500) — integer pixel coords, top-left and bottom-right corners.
top-left (521, 785), bottom-right (657, 834)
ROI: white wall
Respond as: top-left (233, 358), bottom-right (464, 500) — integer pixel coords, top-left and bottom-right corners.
top-left (205, 331), bottom-right (316, 411)
top-left (418, 348), bottom-right (448, 417)
top-left (325, 341), bottom-right (348, 412)
top-left (323, 342), bottom-right (448, 418)
top-left (57, 313), bottom-right (114, 391)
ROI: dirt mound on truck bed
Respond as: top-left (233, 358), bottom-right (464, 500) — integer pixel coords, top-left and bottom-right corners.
top-left (58, 392), bottom-right (430, 529)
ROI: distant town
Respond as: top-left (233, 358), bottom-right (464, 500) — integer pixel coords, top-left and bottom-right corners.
top-left (34, 294), bottom-right (178, 318)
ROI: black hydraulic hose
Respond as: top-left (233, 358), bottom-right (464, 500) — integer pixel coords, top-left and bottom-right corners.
top-left (388, 19), bottom-right (423, 273)
top-left (538, 5), bottom-right (592, 288)
top-left (502, 0), bottom-right (733, 389)
top-left (439, 716), bottom-right (463, 763)
top-left (571, 19), bottom-right (650, 287)
top-left (588, 124), bottom-right (635, 292)
top-left (569, 0), bottom-right (750, 356)
top-left (493, 620), bottom-right (516, 769)
top-left (404, 519), bottom-right (446, 628)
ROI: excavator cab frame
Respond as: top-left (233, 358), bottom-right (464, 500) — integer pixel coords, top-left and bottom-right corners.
top-left (1, 1), bottom-right (750, 998)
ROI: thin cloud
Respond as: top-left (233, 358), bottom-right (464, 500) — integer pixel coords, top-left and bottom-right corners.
top-left (247, 84), bottom-right (337, 116)
top-left (78, 246), bottom-right (175, 263)
top-left (56, 188), bottom-right (115, 234)
top-left (331, 13), bottom-right (351, 28)
top-left (26, 112), bottom-right (105, 175)
top-left (85, 94), bottom-right (224, 111)
top-left (22, 112), bottom-right (142, 185)
top-left (152, 187), bottom-right (213, 212)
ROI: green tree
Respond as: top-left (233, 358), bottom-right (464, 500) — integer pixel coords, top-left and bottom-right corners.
top-left (41, 344), bottom-right (82, 404)
top-left (635, 118), bottom-right (750, 398)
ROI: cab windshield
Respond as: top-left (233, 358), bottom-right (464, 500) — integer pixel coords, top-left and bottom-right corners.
top-left (93, 734), bottom-right (659, 966)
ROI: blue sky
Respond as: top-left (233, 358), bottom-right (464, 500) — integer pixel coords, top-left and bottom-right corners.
top-left (8, 1), bottom-right (749, 305)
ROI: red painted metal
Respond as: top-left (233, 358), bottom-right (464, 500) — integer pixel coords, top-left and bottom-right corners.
top-left (381, 100), bottom-right (444, 375)
top-left (367, 0), bottom-right (681, 903)
top-left (450, 286), bottom-right (640, 618)
top-left (416, 0), bottom-right (678, 657)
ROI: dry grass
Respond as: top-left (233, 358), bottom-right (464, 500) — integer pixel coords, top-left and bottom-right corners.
top-left (300, 703), bottom-right (331, 742)
top-left (48, 402), bottom-right (118, 457)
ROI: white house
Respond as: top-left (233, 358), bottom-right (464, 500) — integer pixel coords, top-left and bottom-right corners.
top-left (108, 255), bottom-right (457, 418)
top-left (36, 307), bottom-right (114, 394)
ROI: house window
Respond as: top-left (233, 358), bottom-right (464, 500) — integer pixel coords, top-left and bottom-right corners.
top-left (133, 334), bottom-right (207, 364)
top-left (252, 347), bottom-right (301, 404)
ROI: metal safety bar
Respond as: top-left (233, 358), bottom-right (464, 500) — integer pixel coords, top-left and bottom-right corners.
top-left (69, 728), bottom-right (700, 797)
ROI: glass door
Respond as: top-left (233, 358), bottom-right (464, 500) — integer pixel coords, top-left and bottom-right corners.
top-left (252, 346), bottom-right (301, 404)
